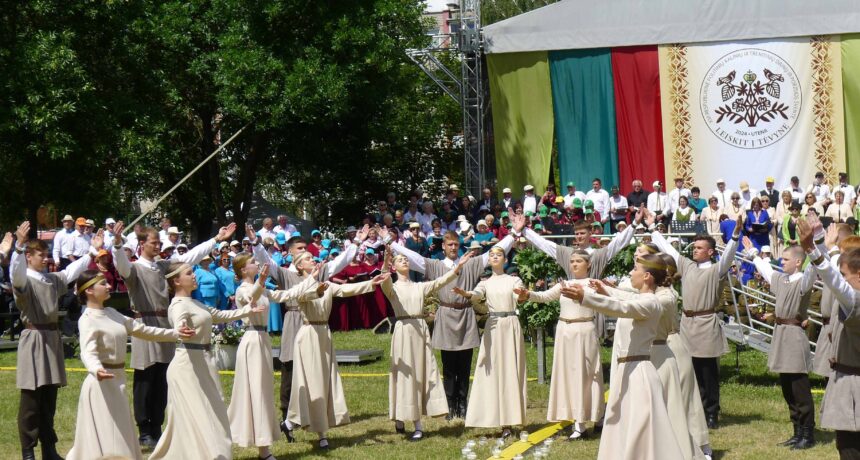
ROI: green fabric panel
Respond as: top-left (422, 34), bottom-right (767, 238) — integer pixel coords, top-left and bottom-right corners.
top-left (487, 52), bottom-right (554, 197)
top-left (843, 34), bottom-right (860, 183)
top-left (549, 49), bottom-right (620, 191)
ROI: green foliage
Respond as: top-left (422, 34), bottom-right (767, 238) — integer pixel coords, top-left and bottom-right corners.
top-left (513, 247), bottom-right (565, 333)
top-left (212, 322), bottom-right (245, 346)
top-left (603, 243), bottom-right (636, 279)
top-left (482, 0), bottom-right (562, 25)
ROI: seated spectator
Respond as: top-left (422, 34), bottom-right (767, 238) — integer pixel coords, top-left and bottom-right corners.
top-left (801, 192), bottom-right (824, 217)
top-left (176, 243), bottom-right (188, 256)
top-left (825, 190), bottom-right (852, 223)
top-left (781, 202), bottom-right (803, 248)
top-left (541, 184), bottom-right (557, 207)
top-left (724, 193), bottom-right (744, 220)
top-left (474, 220), bottom-right (494, 246)
top-left (744, 197), bottom-right (772, 249)
top-left (671, 195), bottom-right (697, 230)
top-left (688, 187), bottom-right (707, 214)
top-left (307, 230), bottom-right (324, 256)
top-left (417, 201), bottom-right (437, 235)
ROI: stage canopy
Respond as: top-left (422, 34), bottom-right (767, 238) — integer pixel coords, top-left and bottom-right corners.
top-left (483, 0), bottom-right (860, 197)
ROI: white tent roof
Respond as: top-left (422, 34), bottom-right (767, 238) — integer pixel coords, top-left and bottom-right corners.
top-left (483, 0), bottom-right (860, 54)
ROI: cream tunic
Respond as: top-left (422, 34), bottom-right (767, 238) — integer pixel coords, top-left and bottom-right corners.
top-left (288, 279), bottom-right (377, 433)
top-left (68, 307), bottom-right (179, 460)
top-left (581, 291), bottom-right (684, 460)
top-left (464, 274), bottom-right (527, 428)
top-left (149, 297), bottom-right (254, 460)
top-left (228, 276), bottom-right (318, 447)
top-left (529, 280), bottom-right (605, 423)
top-left (380, 269), bottom-right (459, 422)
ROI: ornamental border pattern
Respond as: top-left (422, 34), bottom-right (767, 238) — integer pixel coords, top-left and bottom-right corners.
top-left (810, 35), bottom-right (837, 183)
top-left (665, 44), bottom-right (693, 184)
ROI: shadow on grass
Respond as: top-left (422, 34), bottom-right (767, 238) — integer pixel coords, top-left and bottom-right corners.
top-left (718, 412), bottom-right (764, 428)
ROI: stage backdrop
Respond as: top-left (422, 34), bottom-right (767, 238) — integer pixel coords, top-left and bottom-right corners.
top-left (659, 36), bottom-right (846, 191)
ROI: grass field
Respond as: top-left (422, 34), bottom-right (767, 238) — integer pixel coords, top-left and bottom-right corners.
top-left (0, 329), bottom-right (841, 459)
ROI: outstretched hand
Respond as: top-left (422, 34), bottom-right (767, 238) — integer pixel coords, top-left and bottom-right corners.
top-left (733, 214), bottom-right (744, 237)
top-left (588, 279), bottom-right (609, 296)
top-left (633, 207), bottom-right (644, 226)
top-left (643, 209), bottom-right (656, 228)
top-left (371, 273), bottom-right (390, 286)
top-left (113, 221), bottom-right (125, 246)
top-left (177, 325), bottom-right (196, 339)
top-left (560, 283), bottom-right (585, 302)
top-left (377, 226), bottom-right (390, 241)
top-left (357, 225), bottom-right (371, 243)
top-left (511, 209), bottom-right (526, 233)
top-left (513, 287), bottom-right (529, 302)
top-left (15, 221), bottom-right (30, 245)
top-left (741, 236), bottom-right (754, 253)
top-left (216, 223), bottom-right (237, 242)
top-left (91, 229), bottom-right (105, 251)
top-left (245, 224), bottom-right (258, 244)
top-left (0, 232), bottom-right (13, 255)
top-left (456, 250), bottom-right (475, 271)
top-left (316, 282), bottom-right (330, 296)
top-left (257, 264), bottom-right (270, 286)
top-left (825, 222), bottom-right (839, 249)
top-left (797, 218), bottom-right (814, 253)
top-left (452, 286), bottom-right (472, 299)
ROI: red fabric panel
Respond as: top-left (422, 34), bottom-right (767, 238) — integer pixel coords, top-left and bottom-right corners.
top-left (611, 46), bottom-right (665, 195)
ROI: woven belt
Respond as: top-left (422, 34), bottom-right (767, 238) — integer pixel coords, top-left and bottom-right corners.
top-left (135, 310), bottom-right (168, 318)
top-left (488, 311), bottom-right (517, 318)
top-left (440, 302), bottom-right (471, 310)
top-left (775, 317), bottom-right (803, 326)
top-left (303, 320), bottom-right (328, 326)
top-left (25, 323), bottom-right (58, 331)
top-left (683, 309), bottom-right (715, 317)
top-left (396, 315), bottom-right (427, 320)
top-left (284, 307), bottom-right (300, 312)
top-left (179, 343), bottom-right (211, 351)
top-left (246, 325), bottom-right (268, 332)
top-left (617, 355), bottom-right (650, 363)
top-left (652, 339), bottom-right (668, 345)
top-left (558, 316), bottom-right (594, 324)
top-left (102, 362), bottom-right (125, 369)
top-left (831, 360), bottom-right (860, 376)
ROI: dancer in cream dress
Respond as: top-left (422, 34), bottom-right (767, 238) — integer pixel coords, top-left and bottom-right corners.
top-left (514, 249), bottom-right (604, 439)
top-left (150, 261), bottom-right (271, 460)
top-left (379, 249), bottom-right (473, 440)
top-left (67, 270), bottom-right (195, 460)
top-left (455, 247), bottom-right (526, 437)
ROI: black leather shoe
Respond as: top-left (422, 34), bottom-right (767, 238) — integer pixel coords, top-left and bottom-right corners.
top-left (791, 426), bottom-right (815, 450)
top-left (139, 434), bottom-right (157, 449)
top-left (395, 423), bottom-right (405, 434)
top-left (408, 430), bottom-right (424, 442)
top-left (778, 424), bottom-right (800, 446)
top-left (21, 448), bottom-right (35, 460)
top-left (279, 420), bottom-right (295, 443)
top-left (41, 443), bottom-right (64, 460)
top-left (706, 415), bottom-right (719, 429)
top-left (457, 399), bottom-right (468, 419)
top-left (318, 438), bottom-right (330, 450)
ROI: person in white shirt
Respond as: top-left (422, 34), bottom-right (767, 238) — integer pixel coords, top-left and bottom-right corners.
top-left (607, 186), bottom-right (629, 233)
top-left (157, 217), bottom-right (171, 243)
top-left (785, 176), bottom-right (804, 202)
top-left (257, 217), bottom-right (277, 242)
top-left (52, 214), bottom-right (78, 269)
top-left (738, 181), bottom-right (758, 210)
top-left (667, 177), bottom-right (691, 215)
top-left (104, 218), bottom-right (117, 243)
top-left (417, 201), bottom-right (438, 235)
top-left (562, 181), bottom-right (587, 209)
top-left (72, 218), bottom-right (92, 258)
top-left (501, 187), bottom-right (518, 210)
top-left (806, 171), bottom-right (831, 205)
top-left (585, 178), bottom-right (610, 224)
top-left (272, 215), bottom-right (297, 235)
top-left (647, 181), bottom-right (669, 217)
top-left (522, 185), bottom-right (538, 214)
top-left (825, 190), bottom-right (852, 223)
top-left (711, 179), bottom-right (734, 209)
top-left (832, 172), bottom-right (856, 206)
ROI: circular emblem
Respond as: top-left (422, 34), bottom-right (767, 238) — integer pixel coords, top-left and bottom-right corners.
top-left (700, 48), bottom-right (802, 149)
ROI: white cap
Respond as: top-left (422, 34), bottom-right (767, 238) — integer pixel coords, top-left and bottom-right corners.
top-left (761, 245), bottom-right (772, 253)
top-left (105, 218), bottom-right (116, 225)
top-left (459, 221), bottom-right (471, 233)
top-left (477, 219), bottom-right (488, 228)
top-left (523, 184), bottom-right (535, 192)
top-left (176, 243), bottom-right (188, 250)
top-left (218, 241), bottom-right (229, 250)
top-left (162, 242), bottom-right (175, 251)
top-left (652, 180), bottom-right (661, 188)
top-left (457, 215), bottom-right (467, 222)
top-left (502, 187), bottom-right (512, 194)
top-left (167, 226), bottom-right (183, 235)
top-left (230, 240), bottom-right (240, 246)
top-left (716, 178), bottom-right (725, 184)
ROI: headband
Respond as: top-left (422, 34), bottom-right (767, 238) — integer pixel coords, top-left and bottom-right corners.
top-left (638, 244), bottom-right (659, 254)
top-left (77, 274), bottom-right (105, 294)
top-left (393, 254), bottom-right (409, 263)
top-left (165, 263), bottom-right (191, 279)
top-left (489, 246), bottom-right (506, 256)
top-left (635, 257), bottom-right (668, 272)
top-left (293, 251), bottom-right (313, 266)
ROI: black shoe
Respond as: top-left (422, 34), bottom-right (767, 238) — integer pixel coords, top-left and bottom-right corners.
top-left (395, 423), bottom-right (406, 434)
top-left (501, 428), bottom-right (513, 440)
top-left (279, 420), bottom-right (295, 443)
top-left (408, 430), bottom-right (424, 442)
top-left (445, 412), bottom-right (454, 421)
top-left (593, 423), bottom-right (603, 434)
top-left (706, 415), bottom-right (719, 429)
top-left (791, 426), bottom-right (815, 450)
top-left (457, 399), bottom-right (468, 419)
top-left (139, 434), bottom-right (157, 449)
top-left (318, 438), bottom-right (330, 450)
top-left (21, 448), bottom-right (35, 460)
top-left (778, 424), bottom-right (800, 446)
top-left (41, 443), bottom-right (64, 460)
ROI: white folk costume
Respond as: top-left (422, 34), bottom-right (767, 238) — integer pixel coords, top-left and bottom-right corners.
top-left (228, 276), bottom-right (319, 448)
top-left (68, 307), bottom-right (180, 460)
top-left (288, 279), bottom-right (378, 434)
top-left (528, 280), bottom-right (605, 423)
top-left (464, 273), bottom-right (527, 428)
top-left (379, 269), bottom-right (458, 422)
top-left (580, 290), bottom-right (684, 460)
top-left (813, 253), bottom-right (840, 377)
top-left (605, 286), bottom-right (704, 460)
top-left (523, 225), bottom-right (634, 339)
top-left (149, 297), bottom-right (257, 460)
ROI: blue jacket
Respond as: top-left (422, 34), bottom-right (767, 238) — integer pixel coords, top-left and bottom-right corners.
top-left (214, 267), bottom-right (237, 310)
top-left (192, 266), bottom-right (222, 309)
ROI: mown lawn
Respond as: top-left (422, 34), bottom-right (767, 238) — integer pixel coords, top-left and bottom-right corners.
top-left (0, 329), bottom-right (840, 459)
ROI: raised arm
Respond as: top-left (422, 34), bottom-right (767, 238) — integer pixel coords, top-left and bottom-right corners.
top-left (604, 220), bottom-right (636, 260)
top-left (481, 234), bottom-right (516, 266)
top-left (59, 253), bottom-right (92, 284)
top-left (330, 278), bottom-right (379, 299)
top-left (650, 230), bottom-right (680, 263)
top-left (799, 259), bottom-right (816, 295)
top-left (323, 242), bottom-right (356, 279)
top-left (269, 272), bottom-right (320, 303)
top-left (523, 227), bottom-right (557, 259)
top-left (175, 238), bottom-right (217, 265)
top-left (580, 291), bottom-right (659, 320)
top-left (208, 303), bottom-right (254, 324)
top-left (812, 257), bottom-right (857, 318)
top-left (389, 241), bottom-right (427, 274)
top-left (10, 249), bottom-right (27, 290)
top-left (110, 222), bottom-right (133, 278)
top-left (125, 315), bottom-right (182, 342)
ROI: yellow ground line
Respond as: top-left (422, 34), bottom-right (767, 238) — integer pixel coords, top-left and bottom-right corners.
top-left (489, 421), bottom-right (571, 460)
top-left (0, 367), bottom-right (539, 381)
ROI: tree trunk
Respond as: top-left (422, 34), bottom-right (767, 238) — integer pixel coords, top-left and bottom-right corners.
top-left (231, 131), bottom-right (267, 239)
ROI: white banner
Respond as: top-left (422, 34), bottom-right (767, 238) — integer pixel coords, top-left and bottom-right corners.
top-left (659, 36), bottom-right (845, 192)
